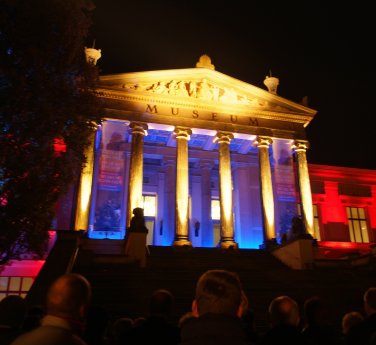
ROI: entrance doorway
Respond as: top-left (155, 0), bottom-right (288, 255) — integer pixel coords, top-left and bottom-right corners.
top-left (142, 195), bottom-right (157, 245)
top-left (211, 199), bottom-right (220, 247)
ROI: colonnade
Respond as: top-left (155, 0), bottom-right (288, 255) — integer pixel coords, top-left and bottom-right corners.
top-left (75, 121), bottom-right (315, 247)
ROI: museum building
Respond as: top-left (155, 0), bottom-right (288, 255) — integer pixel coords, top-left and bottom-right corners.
top-left (61, 54), bottom-right (376, 249)
top-left (1, 55), bottom-right (376, 298)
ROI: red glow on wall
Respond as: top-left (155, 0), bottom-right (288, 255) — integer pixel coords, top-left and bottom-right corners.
top-left (53, 138), bottom-right (66, 156)
top-left (319, 241), bottom-right (371, 250)
top-left (0, 260), bottom-right (45, 277)
top-left (319, 241), bottom-right (357, 249)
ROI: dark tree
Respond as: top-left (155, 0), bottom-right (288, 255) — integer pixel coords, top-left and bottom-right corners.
top-left (0, 0), bottom-right (103, 263)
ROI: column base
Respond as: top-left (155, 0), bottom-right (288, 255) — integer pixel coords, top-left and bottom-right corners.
top-left (173, 238), bottom-right (192, 247)
top-left (219, 240), bottom-right (238, 249)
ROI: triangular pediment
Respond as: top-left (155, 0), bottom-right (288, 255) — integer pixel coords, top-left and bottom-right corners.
top-left (97, 67), bottom-right (316, 125)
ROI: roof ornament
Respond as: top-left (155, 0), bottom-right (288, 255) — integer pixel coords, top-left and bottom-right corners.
top-left (196, 54), bottom-right (215, 70)
top-left (263, 70), bottom-right (279, 94)
top-left (85, 40), bottom-right (101, 66)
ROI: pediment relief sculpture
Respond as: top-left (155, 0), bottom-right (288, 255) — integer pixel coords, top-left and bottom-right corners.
top-left (121, 78), bottom-right (288, 111)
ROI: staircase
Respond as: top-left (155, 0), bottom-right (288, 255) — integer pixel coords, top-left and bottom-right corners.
top-left (72, 239), bottom-right (376, 334)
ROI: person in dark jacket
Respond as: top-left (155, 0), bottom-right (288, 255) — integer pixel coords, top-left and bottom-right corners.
top-left (301, 296), bottom-right (342, 345)
top-left (128, 289), bottom-right (180, 345)
top-left (0, 295), bottom-right (27, 345)
top-left (179, 269), bottom-right (253, 345)
top-left (10, 273), bottom-right (91, 345)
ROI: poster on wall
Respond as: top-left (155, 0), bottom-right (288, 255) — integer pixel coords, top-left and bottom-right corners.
top-left (93, 121), bottom-right (127, 233)
top-left (273, 140), bottom-right (296, 202)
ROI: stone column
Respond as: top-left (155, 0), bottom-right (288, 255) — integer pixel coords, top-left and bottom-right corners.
top-left (256, 136), bottom-right (276, 242)
top-left (173, 127), bottom-right (192, 246)
top-left (214, 132), bottom-right (238, 249)
top-left (200, 160), bottom-right (214, 247)
top-left (74, 130), bottom-right (96, 231)
top-left (126, 122), bottom-right (148, 228)
top-left (293, 140), bottom-right (314, 237)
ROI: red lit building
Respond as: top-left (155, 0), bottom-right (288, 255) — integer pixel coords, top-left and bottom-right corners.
top-left (309, 164), bottom-right (376, 246)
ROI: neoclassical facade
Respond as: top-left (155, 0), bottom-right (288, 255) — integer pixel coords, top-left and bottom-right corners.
top-left (4, 57), bottom-right (376, 299)
top-left (71, 55), bottom-right (317, 249)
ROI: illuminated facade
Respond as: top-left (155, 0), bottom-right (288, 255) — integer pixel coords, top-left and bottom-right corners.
top-left (55, 56), bottom-right (376, 249)
top-left (71, 55), bottom-right (318, 248)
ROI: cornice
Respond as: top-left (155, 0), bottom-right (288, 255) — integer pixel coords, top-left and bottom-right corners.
top-left (95, 88), bottom-right (312, 125)
top-left (309, 163), bottom-right (376, 183)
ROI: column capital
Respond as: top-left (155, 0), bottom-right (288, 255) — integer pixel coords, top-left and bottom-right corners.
top-left (292, 140), bottom-right (310, 152)
top-left (129, 122), bottom-right (148, 136)
top-left (214, 131), bottom-right (234, 144)
top-left (174, 126), bottom-right (192, 140)
top-left (255, 136), bottom-right (273, 148)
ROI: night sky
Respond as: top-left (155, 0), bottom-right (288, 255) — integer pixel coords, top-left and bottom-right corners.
top-left (89, 1), bottom-right (374, 169)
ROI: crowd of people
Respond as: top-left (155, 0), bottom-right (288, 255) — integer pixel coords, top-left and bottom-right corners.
top-left (0, 269), bottom-right (375, 345)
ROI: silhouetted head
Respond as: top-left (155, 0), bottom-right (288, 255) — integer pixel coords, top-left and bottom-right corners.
top-left (193, 269), bottom-right (243, 317)
top-left (268, 295), bottom-right (300, 327)
top-left (133, 207), bottom-right (144, 217)
top-left (46, 273), bottom-right (91, 321)
top-left (133, 317), bottom-right (146, 327)
top-left (364, 287), bottom-right (376, 315)
top-left (149, 289), bottom-right (174, 317)
top-left (110, 317), bottom-right (134, 344)
top-left (0, 295), bottom-right (27, 328)
top-left (342, 311), bottom-right (364, 335)
top-left (303, 296), bottom-right (324, 326)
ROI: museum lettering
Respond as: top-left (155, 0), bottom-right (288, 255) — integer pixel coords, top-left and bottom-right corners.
top-left (145, 104), bottom-right (259, 126)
